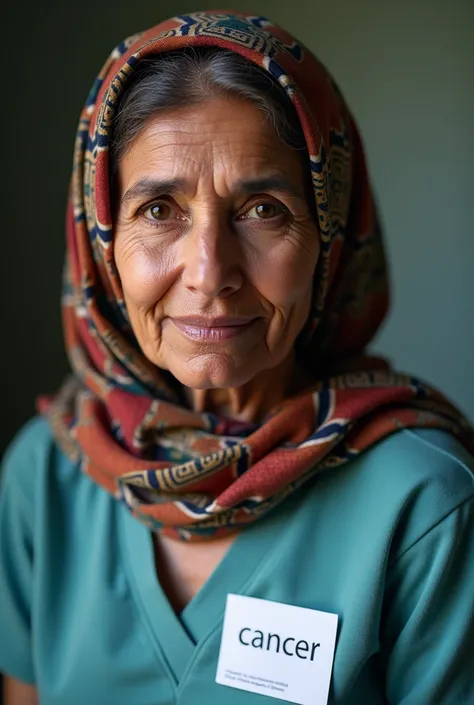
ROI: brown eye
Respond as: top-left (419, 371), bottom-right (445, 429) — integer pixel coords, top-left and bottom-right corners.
top-left (148, 203), bottom-right (171, 221)
top-left (245, 202), bottom-right (285, 220)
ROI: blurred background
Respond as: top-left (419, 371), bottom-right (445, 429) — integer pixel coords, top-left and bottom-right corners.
top-left (1, 0), bottom-right (473, 458)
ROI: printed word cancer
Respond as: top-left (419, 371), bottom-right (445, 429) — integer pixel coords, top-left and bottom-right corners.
top-left (239, 628), bottom-right (321, 660)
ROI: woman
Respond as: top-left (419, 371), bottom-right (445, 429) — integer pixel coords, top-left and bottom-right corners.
top-left (1, 9), bottom-right (473, 705)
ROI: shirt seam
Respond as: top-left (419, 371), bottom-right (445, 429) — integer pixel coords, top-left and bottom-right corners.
top-left (403, 427), bottom-right (474, 484)
top-left (388, 493), bottom-right (474, 567)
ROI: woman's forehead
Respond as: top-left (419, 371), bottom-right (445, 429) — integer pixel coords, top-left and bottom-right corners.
top-left (116, 97), bottom-right (306, 200)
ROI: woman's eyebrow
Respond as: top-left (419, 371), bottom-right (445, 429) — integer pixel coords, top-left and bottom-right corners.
top-left (234, 176), bottom-right (303, 199)
top-left (120, 174), bottom-right (303, 207)
top-left (120, 178), bottom-right (187, 206)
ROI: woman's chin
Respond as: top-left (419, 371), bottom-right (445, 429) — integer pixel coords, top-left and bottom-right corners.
top-left (167, 352), bottom-right (259, 391)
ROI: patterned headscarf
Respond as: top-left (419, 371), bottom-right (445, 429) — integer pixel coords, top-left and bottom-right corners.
top-left (40, 10), bottom-right (473, 539)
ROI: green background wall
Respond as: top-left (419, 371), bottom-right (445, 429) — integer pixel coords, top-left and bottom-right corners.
top-left (2, 0), bottom-right (473, 456)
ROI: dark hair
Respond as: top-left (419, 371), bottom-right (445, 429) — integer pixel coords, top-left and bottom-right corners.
top-left (110, 47), bottom-right (308, 176)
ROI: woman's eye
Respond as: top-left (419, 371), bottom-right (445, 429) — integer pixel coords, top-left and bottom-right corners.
top-left (145, 202), bottom-right (172, 221)
top-left (244, 202), bottom-right (286, 220)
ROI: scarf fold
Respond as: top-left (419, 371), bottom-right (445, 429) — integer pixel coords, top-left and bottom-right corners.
top-left (40, 10), bottom-right (473, 539)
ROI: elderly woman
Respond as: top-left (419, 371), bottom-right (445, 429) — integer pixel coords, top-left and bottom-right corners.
top-left (1, 10), bottom-right (473, 705)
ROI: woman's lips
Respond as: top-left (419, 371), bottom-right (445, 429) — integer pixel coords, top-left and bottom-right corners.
top-left (170, 316), bottom-right (258, 341)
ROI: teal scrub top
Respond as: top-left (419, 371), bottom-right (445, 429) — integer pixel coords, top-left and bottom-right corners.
top-left (1, 417), bottom-right (473, 705)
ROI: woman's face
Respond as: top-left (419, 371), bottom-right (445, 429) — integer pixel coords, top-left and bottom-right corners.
top-left (114, 96), bottom-right (320, 390)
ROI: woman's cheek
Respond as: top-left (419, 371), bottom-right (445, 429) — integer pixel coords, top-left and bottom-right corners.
top-left (254, 239), bottom-right (317, 308)
top-left (117, 241), bottom-right (176, 311)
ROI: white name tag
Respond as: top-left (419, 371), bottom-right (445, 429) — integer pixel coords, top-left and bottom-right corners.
top-left (216, 594), bottom-right (338, 705)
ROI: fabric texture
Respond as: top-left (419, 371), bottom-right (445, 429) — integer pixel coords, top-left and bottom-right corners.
top-left (1, 418), bottom-right (474, 704)
top-left (39, 10), bottom-right (474, 539)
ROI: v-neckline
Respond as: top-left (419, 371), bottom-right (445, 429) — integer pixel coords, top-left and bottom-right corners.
top-left (118, 506), bottom-right (289, 686)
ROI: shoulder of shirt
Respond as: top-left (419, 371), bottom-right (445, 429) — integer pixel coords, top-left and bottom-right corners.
top-left (346, 427), bottom-right (474, 559)
top-left (0, 415), bottom-right (80, 507)
top-left (367, 427), bottom-right (474, 492)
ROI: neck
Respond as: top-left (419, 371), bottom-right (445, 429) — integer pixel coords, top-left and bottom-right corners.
top-left (187, 353), bottom-right (309, 423)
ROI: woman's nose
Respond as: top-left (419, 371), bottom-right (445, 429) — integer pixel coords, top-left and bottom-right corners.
top-left (180, 222), bottom-right (243, 298)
